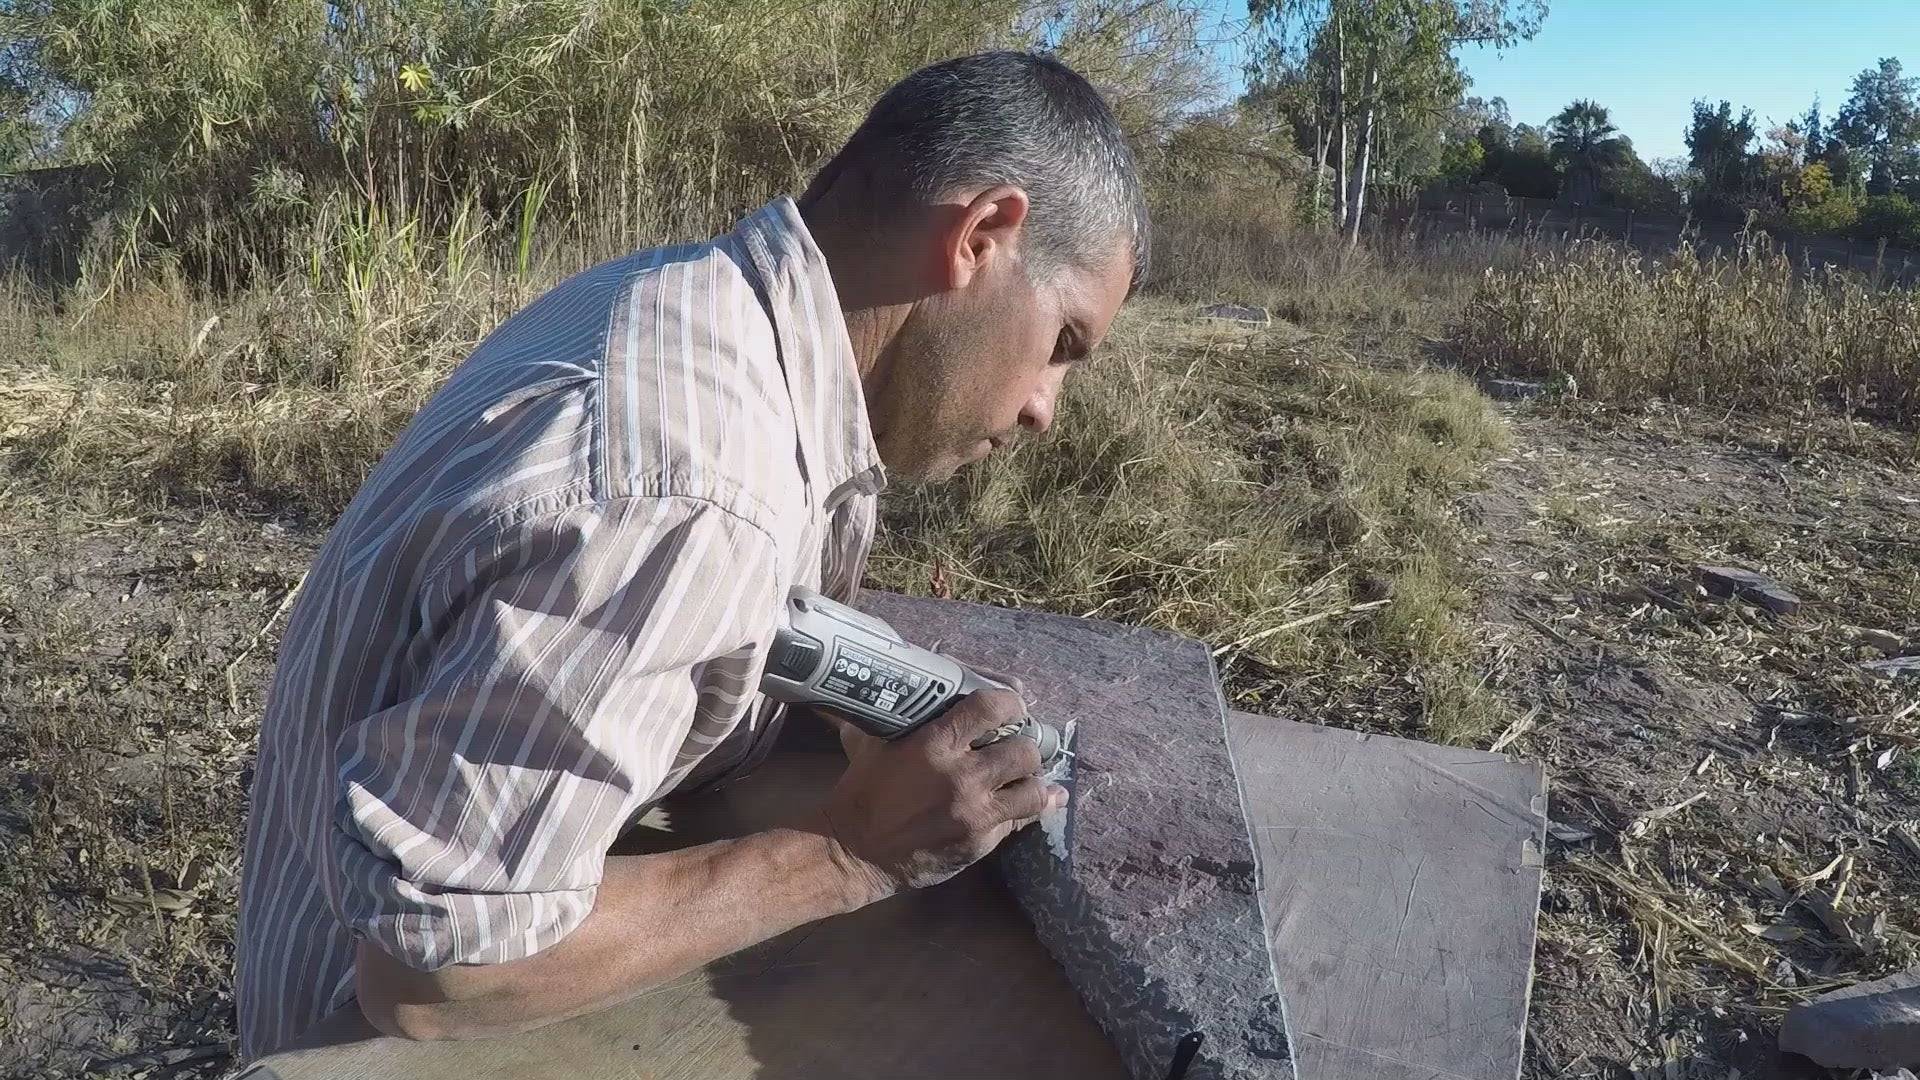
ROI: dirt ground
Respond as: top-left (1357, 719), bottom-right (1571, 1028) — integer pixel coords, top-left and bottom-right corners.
top-left (1474, 405), bottom-right (1920, 1078)
top-left (1, 500), bottom-right (317, 1079)
top-left (4, 396), bottom-right (1919, 1077)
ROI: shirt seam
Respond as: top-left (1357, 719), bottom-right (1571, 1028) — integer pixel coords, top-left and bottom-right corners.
top-left (591, 252), bottom-right (655, 504)
top-left (591, 278), bottom-right (614, 504)
top-left (414, 489), bottom-right (782, 608)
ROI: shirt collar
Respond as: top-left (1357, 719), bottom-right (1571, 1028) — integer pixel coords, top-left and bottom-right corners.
top-left (731, 196), bottom-right (886, 503)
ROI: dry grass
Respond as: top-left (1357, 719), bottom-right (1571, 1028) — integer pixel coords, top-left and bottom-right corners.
top-left (0, 249), bottom-right (529, 517)
top-left (1156, 212), bottom-right (1542, 340)
top-left (870, 297), bottom-right (1510, 744)
top-left (1458, 234), bottom-right (1920, 434)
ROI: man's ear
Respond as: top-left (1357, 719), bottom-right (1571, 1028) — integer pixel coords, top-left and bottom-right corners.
top-left (940, 186), bottom-right (1030, 291)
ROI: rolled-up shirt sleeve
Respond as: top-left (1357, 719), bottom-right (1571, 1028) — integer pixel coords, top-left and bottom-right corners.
top-left (323, 495), bottom-right (780, 972)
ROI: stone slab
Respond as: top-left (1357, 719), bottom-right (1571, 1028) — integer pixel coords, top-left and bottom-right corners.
top-left (1200, 302), bottom-right (1272, 325)
top-left (858, 592), bottom-right (1289, 1080)
top-left (1781, 967), bottom-right (1920, 1069)
top-left (1865, 656), bottom-right (1920, 681)
top-left (1225, 713), bottom-right (1547, 1080)
top-left (1699, 565), bottom-right (1804, 616)
top-left (1481, 378), bottom-right (1549, 401)
top-left (1859, 628), bottom-right (1907, 656)
top-left (240, 751), bottom-right (1126, 1080)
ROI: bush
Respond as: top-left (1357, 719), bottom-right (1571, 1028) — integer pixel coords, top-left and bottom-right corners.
top-left (1785, 192), bottom-right (1862, 236)
top-left (2, 0), bottom-right (1211, 288)
top-left (1137, 110), bottom-right (1309, 296)
top-left (1852, 194), bottom-right (1920, 245)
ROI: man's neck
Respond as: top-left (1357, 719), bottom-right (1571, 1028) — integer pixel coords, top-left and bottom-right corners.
top-left (798, 197), bottom-right (915, 387)
top-left (840, 306), bottom-right (903, 386)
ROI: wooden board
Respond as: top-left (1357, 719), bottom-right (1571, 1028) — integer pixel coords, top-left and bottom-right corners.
top-left (240, 751), bottom-right (1125, 1080)
top-left (1225, 713), bottom-right (1547, 1080)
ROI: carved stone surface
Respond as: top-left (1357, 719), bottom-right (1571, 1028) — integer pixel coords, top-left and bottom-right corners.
top-left (857, 592), bottom-right (1290, 1080)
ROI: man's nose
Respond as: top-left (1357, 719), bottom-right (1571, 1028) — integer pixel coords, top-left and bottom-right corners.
top-left (1019, 384), bottom-right (1057, 435)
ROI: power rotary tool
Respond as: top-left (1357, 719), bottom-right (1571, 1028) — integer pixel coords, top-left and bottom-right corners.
top-left (759, 587), bottom-right (1068, 770)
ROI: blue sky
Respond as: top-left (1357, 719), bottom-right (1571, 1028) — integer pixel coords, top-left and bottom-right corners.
top-left (1201, 0), bottom-right (1920, 163)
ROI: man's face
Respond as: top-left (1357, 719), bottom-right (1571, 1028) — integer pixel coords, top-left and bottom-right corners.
top-left (867, 239), bottom-right (1133, 480)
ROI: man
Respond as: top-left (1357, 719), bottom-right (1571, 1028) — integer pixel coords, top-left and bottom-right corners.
top-left (235, 50), bottom-right (1147, 1060)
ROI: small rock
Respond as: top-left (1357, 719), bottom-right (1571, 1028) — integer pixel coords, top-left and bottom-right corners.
top-left (1698, 565), bottom-right (1804, 616)
top-left (1547, 820), bottom-right (1596, 843)
top-left (1482, 378), bottom-right (1547, 401)
top-left (1861, 629), bottom-right (1908, 655)
top-left (1864, 656), bottom-right (1920, 681)
top-left (1781, 968), bottom-right (1920, 1069)
top-left (1199, 302), bottom-right (1271, 325)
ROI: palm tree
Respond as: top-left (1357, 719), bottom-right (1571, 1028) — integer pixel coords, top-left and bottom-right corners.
top-left (1547, 99), bottom-right (1629, 205)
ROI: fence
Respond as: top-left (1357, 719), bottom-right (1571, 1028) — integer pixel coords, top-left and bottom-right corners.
top-left (1372, 190), bottom-right (1920, 287)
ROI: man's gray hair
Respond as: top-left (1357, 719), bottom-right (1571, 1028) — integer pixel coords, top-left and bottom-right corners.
top-left (807, 51), bottom-right (1150, 288)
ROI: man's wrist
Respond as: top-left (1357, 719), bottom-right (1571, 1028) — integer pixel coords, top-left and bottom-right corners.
top-left (779, 816), bottom-right (894, 913)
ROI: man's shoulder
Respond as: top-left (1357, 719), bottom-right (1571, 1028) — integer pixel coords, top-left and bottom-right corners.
top-left (595, 237), bottom-right (800, 529)
top-left (452, 236), bottom-right (799, 522)
top-left (464, 237), bottom-right (771, 394)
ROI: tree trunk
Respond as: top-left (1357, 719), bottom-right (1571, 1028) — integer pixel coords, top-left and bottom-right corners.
top-left (1331, 12), bottom-right (1348, 229)
top-left (1345, 53), bottom-right (1380, 247)
top-left (1333, 121), bottom-right (1349, 229)
top-left (1311, 120), bottom-right (1329, 223)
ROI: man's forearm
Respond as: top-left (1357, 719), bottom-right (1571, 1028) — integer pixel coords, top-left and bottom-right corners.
top-left (356, 823), bottom-right (883, 1040)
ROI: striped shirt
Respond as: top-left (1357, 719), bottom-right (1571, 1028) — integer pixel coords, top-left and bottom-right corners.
top-left (233, 197), bottom-right (885, 1061)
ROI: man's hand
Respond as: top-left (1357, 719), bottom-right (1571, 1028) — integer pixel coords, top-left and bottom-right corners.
top-left (810, 689), bottom-right (1069, 899)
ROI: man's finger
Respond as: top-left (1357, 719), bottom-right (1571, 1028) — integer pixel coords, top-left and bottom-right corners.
top-left (970, 728), bottom-right (1043, 785)
top-left (991, 776), bottom-right (1056, 825)
top-left (833, 717), bottom-right (885, 763)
